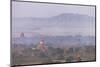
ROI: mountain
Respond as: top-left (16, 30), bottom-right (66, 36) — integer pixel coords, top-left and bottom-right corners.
top-left (49, 13), bottom-right (94, 22)
top-left (12, 13), bottom-right (95, 36)
top-left (13, 13), bottom-right (95, 24)
top-left (12, 13), bottom-right (95, 47)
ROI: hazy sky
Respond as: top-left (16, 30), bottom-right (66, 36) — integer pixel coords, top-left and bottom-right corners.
top-left (12, 1), bottom-right (95, 37)
top-left (12, 1), bottom-right (95, 18)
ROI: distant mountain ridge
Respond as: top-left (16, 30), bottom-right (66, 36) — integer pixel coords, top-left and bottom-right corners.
top-left (13, 13), bottom-right (94, 22)
top-left (12, 13), bottom-right (95, 47)
top-left (13, 13), bottom-right (95, 36)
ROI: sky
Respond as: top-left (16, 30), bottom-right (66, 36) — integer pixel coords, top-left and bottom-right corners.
top-left (12, 1), bottom-right (95, 18)
top-left (12, 1), bottom-right (95, 37)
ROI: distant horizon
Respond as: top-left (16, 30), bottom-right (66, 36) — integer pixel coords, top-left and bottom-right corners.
top-left (12, 12), bottom-right (95, 19)
top-left (12, 32), bottom-right (95, 38)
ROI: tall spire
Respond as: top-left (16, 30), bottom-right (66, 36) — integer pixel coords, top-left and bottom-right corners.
top-left (20, 32), bottom-right (24, 38)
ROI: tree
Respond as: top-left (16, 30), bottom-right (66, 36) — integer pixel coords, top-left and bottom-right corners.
top-left (66, 56), bottom-right (74, 62)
